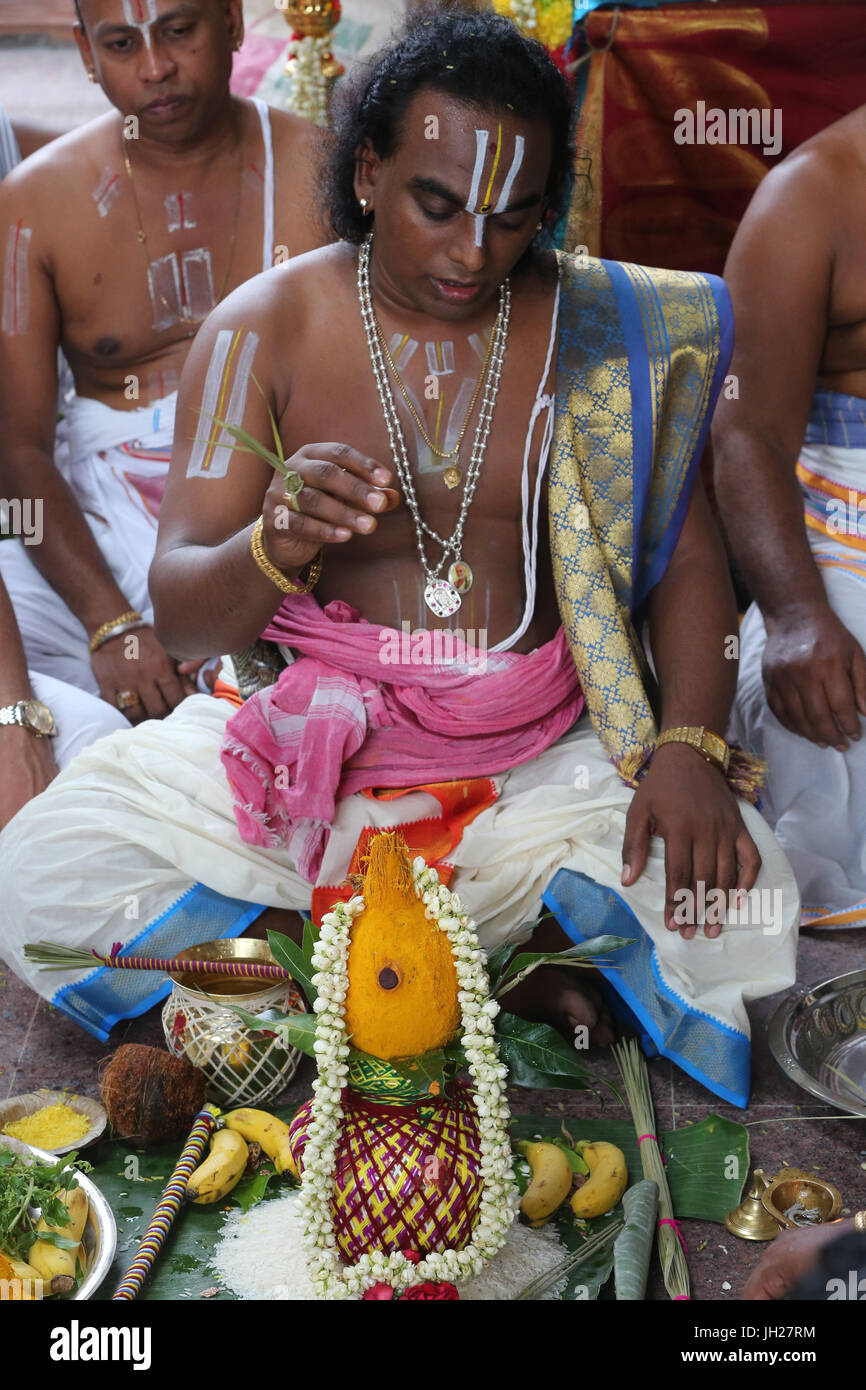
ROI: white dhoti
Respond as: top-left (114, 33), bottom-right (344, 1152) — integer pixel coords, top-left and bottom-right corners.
top-left (0, 694), bottom-right (798, 1106)
top-left (732, 394), bottom-right (866, 928)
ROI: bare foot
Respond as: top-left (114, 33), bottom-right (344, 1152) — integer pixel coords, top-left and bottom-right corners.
top-left (503, 964), bottom-right (615, 1047)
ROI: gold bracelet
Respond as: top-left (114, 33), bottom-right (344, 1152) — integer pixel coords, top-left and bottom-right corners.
top-left (854, 1210), bottom-right (866, 1233)
top-left (655, 725), bottom-right (731, 774)
top-left (250, 516), bottom-right (322, 595)
top-left (87, 609), bottom-right (143, 655)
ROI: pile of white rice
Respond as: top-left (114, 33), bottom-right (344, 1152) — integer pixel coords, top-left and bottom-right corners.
top-left (211, 1192), bottom-right (568, 1301)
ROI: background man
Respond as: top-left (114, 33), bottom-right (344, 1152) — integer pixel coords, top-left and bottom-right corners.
top-left (0, 0), bottom-right (324, 728)
top-left (714, 106), bottom-right (866, 929)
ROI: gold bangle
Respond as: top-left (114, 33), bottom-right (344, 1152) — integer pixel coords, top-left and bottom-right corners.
top-left (88, 609), bottom-right (143, 654)
top-left (250, 516), bottom-right (322, 595)
top-left (854, 1210), bottom-right (866, 1233)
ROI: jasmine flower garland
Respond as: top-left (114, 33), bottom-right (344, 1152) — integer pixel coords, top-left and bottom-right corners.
top-left (297, 860), bottom-right (519, 1300)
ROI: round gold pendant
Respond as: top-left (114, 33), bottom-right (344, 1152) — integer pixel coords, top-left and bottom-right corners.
top-left (443, 466), bottom-right (462, 490)
top-left (448, 560), bottom-right (473, 594)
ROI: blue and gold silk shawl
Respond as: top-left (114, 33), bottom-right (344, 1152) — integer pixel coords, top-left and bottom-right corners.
top-left (550, 251), bottom-right (733, 781)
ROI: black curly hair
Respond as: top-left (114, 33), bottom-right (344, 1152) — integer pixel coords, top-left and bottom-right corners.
top-left (323, 6), bottom-right (574, 246)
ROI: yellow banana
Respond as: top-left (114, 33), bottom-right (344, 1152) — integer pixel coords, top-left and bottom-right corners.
top-left (223, 1107), bottom-right (295, 1177)
top-left (570, 1140), bottom-right (628, 1219)
top-left (185, 1128), bottom-right (249, 1204)
top-left (29, 1183), bottom-right (89, 1292)
top-left (517, 1141), bottom-right (574, 1227)
top-left (0, 1253), bottom-right (45, 1300)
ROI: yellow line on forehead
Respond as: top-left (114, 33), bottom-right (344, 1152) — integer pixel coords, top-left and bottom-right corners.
top-left (480, 124), bottom-right (503, 215)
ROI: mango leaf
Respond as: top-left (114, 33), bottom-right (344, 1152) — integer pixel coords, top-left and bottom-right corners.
top-left (482, 940), bottom-right (520, 997)
top-left (266, 929), bottom-right (317, 1008)
top-left (232, 1166), bottom-right (277, 1214)
top-left (352, 1048), bottom-right (453, 1098)
top-left (496, 935), bottom-right (632, 1000)
top-left (302, 918), bottom-right (318, 980)
top-left (495, 1012), bottom-right (595, 1090)
top-left (227, 1002), bottom-right (318, 1058)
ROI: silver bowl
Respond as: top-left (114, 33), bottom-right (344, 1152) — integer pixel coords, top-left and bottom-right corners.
top-left (768, 968), bottom-right (866, 1115)
top-left (0, 1137), bottom-right (117, 1300)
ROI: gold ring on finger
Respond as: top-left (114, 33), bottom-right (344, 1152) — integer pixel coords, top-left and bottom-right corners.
top-left (116, 689), bottom-right (140, 711)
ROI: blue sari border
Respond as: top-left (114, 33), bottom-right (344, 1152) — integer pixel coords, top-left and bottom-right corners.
top-left (542, 867), bottom-right (750, 1109)
top-left (52, 884), bottom-right (268, 1041)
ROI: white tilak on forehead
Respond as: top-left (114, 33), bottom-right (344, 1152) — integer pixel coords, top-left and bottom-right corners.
top-left (464, 128), bottom-right (526, 248)
top-left (122, 0), bottom-right (158, 50)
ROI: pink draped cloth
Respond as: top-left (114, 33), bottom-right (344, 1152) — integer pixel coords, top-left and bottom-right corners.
top-left (220, 596), bottom-right (584, 881)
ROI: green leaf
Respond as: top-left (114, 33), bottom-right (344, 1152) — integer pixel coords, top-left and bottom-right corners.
top-left (482, 940), bottom-right (520, 997)
top-left (496, 936), bottom-right (632, 1000)
top-left (379, 1050), bottom-right (452, 1096)
top-left (38, 1231), bottom-right (80, 1251)
top-left (614, 1179), bottom-right (659, 1300)
top-left (226, 1002), bottom-right (318, 1058)
top-left (302, 918), bottom-right (318, 980)
top-left (495, 1012), bottom-right (595, 1090)
top-left (232, 1166), bottom-right (278, 1214)
top-left (550, 1139), bottom-right (589, 1175)
top-left (266, 929), bottom-right (317, 1008)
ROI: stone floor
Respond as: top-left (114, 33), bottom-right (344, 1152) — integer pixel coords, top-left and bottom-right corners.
top-left (2, 923), bottom-right (864, 1300)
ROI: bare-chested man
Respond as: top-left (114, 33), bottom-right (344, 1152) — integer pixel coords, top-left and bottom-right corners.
top-left (0, 0), bottom-right (323, 734)
top-left (0, 12), bottom-right (798, 1105)
top-left (714, 106), bottom-right (866, 929)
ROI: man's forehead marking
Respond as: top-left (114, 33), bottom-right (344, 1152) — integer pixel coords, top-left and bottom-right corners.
top-left (464, 125), bottom-right (526, 246)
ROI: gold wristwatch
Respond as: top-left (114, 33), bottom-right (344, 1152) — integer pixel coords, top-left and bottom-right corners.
top-left (655, 725), bottom-right (730, 774)
top-left (0, 698), bottom-right (57, 738)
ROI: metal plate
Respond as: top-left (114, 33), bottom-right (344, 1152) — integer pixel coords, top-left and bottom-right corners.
top-left (0, 1136), bottom-right (117, 1300)
top-left (0, 1089), bottom-right (107, 1155)
top-left (768, 968), bottom-right (866, 1115)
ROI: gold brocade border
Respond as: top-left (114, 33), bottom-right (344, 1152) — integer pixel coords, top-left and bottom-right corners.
top-left (550, 251), bottom-right (725, 779)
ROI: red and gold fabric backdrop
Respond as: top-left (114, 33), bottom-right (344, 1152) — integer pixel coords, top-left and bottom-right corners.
top-left (566, 3), bottom-right (866, 274)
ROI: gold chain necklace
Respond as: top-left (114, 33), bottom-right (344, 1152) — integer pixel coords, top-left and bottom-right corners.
top-left (374, 318), bottom-right (497, 487)
top-left (122, 110), bottom-right (243, 334)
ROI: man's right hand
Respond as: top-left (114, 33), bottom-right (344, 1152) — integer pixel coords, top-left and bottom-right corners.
top-left (261, 444), bottom-right (398, 576)
top-left (91, 625), bottom-right (190, 724)
top-left (762, 604), bottom-right (866, 750)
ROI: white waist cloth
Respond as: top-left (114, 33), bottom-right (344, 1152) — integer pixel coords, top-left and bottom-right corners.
top-left (731, 437), bottom-right (866, 926)
top-left (0, 694), bottom-right (799, 1100)
top-left (0, 391), bottom-right (176, 694)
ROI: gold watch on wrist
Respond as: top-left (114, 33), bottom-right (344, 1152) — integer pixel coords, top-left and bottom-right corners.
top-left (655, 725), bottom-right (731, 774)
top-left (0, 698), bottom-right (57, 738)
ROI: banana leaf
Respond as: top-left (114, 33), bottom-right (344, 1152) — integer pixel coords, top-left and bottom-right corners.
top-left (81, 1106), bottom-right (746, 1301)
top-left (511, 1113), bottom-right (748, 1299)
top-left (614, 1180), bottom-right (659, 1300)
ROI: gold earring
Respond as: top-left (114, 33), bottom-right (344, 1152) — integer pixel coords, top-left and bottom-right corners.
top-left (234, 36), bottom-right (244, 51)
top-left (360, 198), bottom-right (371, 216)
top-left (536, 221), bottom-right (543, 231)
top-left (88, 68), bottom-right (97, 83)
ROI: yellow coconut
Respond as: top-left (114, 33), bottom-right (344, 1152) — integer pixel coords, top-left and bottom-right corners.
top-left (344, 832), bottom-right (461, 1060)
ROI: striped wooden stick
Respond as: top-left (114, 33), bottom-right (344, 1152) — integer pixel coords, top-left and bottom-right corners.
top-left (112, 1105), bottom-right (220, 1301)
top-left (25, 940), bottom-right (294, 983)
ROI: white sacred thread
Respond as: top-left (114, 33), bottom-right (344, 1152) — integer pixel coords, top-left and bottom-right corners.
top-left (92, 167), bottom-right (123, 219)
top-left (2, 222), bottom-right (32, 336)
top-left (122, 0), bottom-right (158, 52)
top-left (165, 192), bottom-right (196, 233)
top-left (187, 328), bottom-right (260, 479)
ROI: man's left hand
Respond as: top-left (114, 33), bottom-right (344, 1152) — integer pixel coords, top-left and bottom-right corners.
top-left (620, 742), bottom-right (762, 937)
